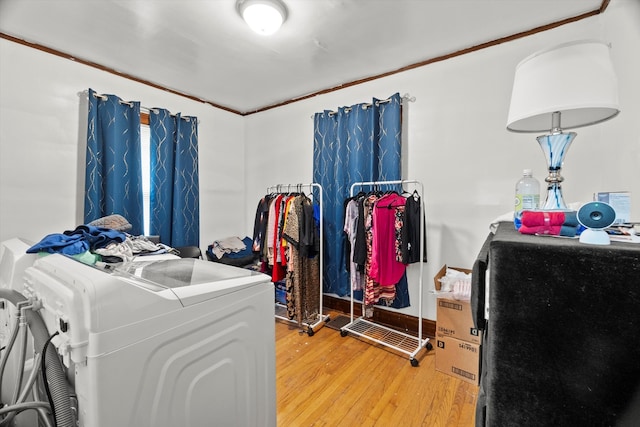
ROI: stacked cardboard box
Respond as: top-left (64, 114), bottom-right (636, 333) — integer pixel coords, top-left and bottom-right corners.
top-left (434, 265), bottom-right (482, 385)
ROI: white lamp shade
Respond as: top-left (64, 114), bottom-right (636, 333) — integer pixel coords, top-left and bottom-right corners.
top-left (507, 40), bottom-right (620, 133)
top-left (238, 0), bottom-right (287, 36)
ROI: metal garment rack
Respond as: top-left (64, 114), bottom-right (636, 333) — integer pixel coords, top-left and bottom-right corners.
top-left (266, 183), bottom-right (329, 336)
top-left (340, 179), bottom-right (432, 366)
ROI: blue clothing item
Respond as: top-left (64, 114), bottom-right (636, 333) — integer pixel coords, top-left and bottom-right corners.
top-left (313, 204), bottom-right (320, 228)
top-left (351, 271), bottom-right (410, 309)
top-left (27, 225), bottom-right (127, 256)
top-left (26, 233), bottom-right (89, 255)
top-left (63, 225), bottom-right (126, 250)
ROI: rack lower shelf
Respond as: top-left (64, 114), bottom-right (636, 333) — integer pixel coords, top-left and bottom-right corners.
top-left (274, 302), bottom-right (329, 336)
top-left (340, 317), bottom-right (432, 366)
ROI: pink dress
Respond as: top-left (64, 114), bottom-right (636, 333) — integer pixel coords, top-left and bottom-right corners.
top-left (370, 193), bottom-right (406, 287)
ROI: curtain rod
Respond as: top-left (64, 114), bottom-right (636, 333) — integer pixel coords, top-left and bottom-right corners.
top-left (80, 90), bottom-right (196, 122)
top-left (310, 93), bottom-right (415, 119)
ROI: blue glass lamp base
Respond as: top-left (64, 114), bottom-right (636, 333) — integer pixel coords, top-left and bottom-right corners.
top-left (543, 183), bottom-right (568, 210)
top-left (536, 132), bottom-right (576, 210)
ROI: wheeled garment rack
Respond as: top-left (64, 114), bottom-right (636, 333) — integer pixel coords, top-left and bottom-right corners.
top-left (267, 183), bottom-right (329, 336)
top-left (340, 179), bottom-right (432, 366)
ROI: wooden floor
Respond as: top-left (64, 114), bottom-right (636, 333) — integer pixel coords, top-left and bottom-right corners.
top-left (276, 314), bottom-right (478, 427)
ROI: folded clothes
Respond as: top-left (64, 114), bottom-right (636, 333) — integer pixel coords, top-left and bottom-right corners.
top-left (518, 224), bottom-right (578, 237)
top-left (521, 210), bottom-right (578, 227)
top-left (517, 210), bottom-right (581, 237)
top-left (210, 236), bottom-right (247, 259)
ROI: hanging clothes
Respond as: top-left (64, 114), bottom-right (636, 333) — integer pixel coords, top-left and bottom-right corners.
top-left (353, 195), bottom-right (368, 270)
top-left (343, 198), bottom-right (363, 291)
top-left (253, 190), bottom-right (321, 326)
top-left (401, 191), bottom-right (428, 263)
top-left (265, 196), bottom-right (279, 266)
top-left (363, 194), bottom-right (384, 308)
top-left (282, 194), bottom-right (320, 325)
top-left (344, 188), bottom-right (424, 312)
top-left (371, 192), bottom-right (407, 286)
top-left (270, 194), bottom-right (288, 282)
top-left (252, 194), bottom-right (272, 254)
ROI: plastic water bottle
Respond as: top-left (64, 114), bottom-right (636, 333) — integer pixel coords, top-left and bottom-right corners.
top-left (514, 169), bottom-right (540, 226)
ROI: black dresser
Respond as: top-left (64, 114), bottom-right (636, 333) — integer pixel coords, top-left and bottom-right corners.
top-left (473, 222), bottom-right (640, 427)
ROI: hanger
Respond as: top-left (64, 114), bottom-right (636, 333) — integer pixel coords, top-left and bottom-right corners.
top-left (401, 182), bottom-right (412, 196)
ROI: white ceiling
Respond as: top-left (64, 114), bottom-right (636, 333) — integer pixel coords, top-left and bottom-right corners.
top-left (0, 0), bottom-right (605, 114)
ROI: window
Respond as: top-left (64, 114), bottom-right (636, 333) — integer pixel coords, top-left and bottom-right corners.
top-left (140, 120), bottom-right (151, 236)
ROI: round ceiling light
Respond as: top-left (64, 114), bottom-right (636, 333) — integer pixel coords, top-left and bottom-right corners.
top-left (237, 0), bottom-right (288, 36)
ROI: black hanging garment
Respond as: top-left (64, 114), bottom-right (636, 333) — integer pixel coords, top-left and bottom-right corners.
top-left (401, 191), bottom-right (427, 264)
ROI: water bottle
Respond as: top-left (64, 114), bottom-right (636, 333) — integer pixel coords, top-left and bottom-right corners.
top-left (514, 169), bottom-right (540, 227)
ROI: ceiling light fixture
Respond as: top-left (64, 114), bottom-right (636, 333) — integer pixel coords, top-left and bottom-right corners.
top-left (237, 0), bottom-right (288, 36)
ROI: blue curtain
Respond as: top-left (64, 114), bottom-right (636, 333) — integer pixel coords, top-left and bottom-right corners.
top-left (85, 88), bottom-right (143, 234)
top-left (149, 109), bottom-right (200, 247)
top-left (313, 93), bottom-right (402, 297)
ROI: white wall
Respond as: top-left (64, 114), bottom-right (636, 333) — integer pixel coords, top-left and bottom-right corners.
top-left (244, 0), bottom-right (640, 320)
top-left (0, 39), bottom-right (246, 247)
top-left (1, 1), bottom-right (638, 321)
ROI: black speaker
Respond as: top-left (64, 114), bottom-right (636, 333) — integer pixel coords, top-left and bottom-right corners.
top-left (577, 201), bottom-right (616, 229)
top-left (577, 201), bottom-right (616, 245)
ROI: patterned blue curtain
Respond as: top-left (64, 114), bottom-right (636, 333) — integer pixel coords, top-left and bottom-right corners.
top-left (313, 93), bottom-right (402, 297)
top-left (84, 88), bottom-right (143, 234)
top-left (149, 109), bottom-right (200, 247)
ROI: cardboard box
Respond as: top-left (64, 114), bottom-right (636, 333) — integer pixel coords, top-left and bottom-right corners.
top-left (433, 264), bottom-right (471, 291)
top-left (436, 297), bottom-right (481, 344)
top-left (435, 334), bottom-right (481, 385)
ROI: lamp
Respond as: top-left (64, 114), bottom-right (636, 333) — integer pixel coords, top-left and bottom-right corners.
top-left (506, 40), bottom-right (620, 210)
top-left (237, 0), bottom-right (288, 36)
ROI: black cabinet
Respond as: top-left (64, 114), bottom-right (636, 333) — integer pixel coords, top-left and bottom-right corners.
top-left (474, 222), bottom-right (640, 427)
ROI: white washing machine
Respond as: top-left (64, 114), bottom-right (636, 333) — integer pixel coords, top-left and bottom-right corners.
top-left (0, 238), bottom-right (276, 427)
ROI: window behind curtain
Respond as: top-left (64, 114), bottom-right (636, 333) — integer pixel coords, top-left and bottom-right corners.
top-left (140, 122), bottom-right (151, 236)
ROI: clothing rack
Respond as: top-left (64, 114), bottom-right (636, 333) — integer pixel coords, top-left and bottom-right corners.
top-left (266, 182), bottom-right (329, 336)
top-left (340, 179), bottom-right (432, 366)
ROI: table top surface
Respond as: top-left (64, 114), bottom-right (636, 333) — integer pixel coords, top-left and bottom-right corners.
top-left (493, 221), bottom-right (640, 254)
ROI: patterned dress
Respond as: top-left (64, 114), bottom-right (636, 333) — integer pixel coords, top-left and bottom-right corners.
top-left (282, 195), bottom-right (320, 326)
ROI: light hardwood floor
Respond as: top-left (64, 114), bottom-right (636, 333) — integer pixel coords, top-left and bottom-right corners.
top-left (275, 314), bottom-right (478, 427)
